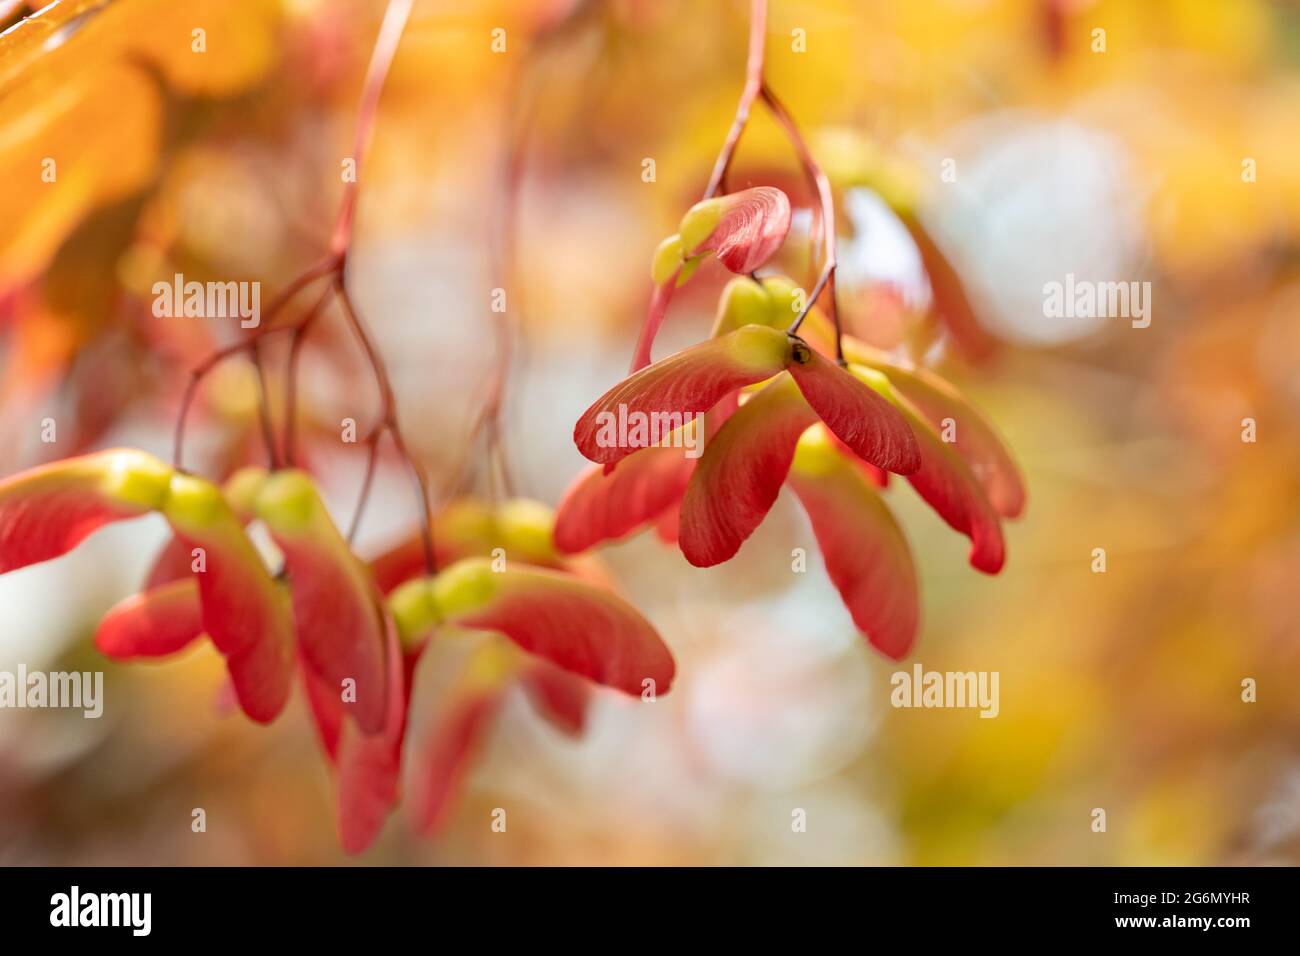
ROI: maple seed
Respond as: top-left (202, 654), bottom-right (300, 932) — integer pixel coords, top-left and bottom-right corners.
top-left (788, 335), bottom-right (813, 365)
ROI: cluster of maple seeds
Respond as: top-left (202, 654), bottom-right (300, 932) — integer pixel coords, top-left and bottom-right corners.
top-left (556, 182), bottom-right (1023, 660)
top-left (0, 450), bottom-right (674, 851)
top-left (0, 0), bottom-right (1024, 853)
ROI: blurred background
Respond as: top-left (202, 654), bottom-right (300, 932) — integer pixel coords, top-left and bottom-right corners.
top-left (2, 0), bottom-right (1300, 865)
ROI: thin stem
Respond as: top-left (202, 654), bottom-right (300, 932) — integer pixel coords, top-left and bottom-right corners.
top-left (173, 330), bottom-right (295, 471)
top-left (474, 73), bottom-right (532, 500)
top-left (347, 424), bottom-right (384, 543)
top-left (171, 257), bottom-right (336, 470)
top-left (787, 264), bottom-right (832, 336)
top-left (386, 426), bottom-right (436, 572)
top-left (174, 342), bottom-right (246, 471)
top-left (254, 255), bottom-right (342, 336)
top-left (703, 0), bottom-right (769, 199)
top-left (334, 278), bottom-right (434, 570)
top-left (761, 83), bottom-right (843, 363)
top-left (249, 340), bottom-right (280, 468)
top-left (333, 279), bottom-right (394, 417)
top-left (330, 0), bottom-right (414, 260)
top-left (621, 0), bottom-right (766, 378)
top-left (283, 284), bottom-right (334, 466)
top-left (327, 0), bottom-right (432, 563)
top-left (464, 1), bottom-right (603, 501)
top-left (171, 0), bottom-right (432, 571)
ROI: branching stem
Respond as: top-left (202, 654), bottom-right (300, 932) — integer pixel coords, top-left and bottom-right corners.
top-left (171, 0), bottom-right (433, 572)
top-left (685, 0), bottom-right (846, 360)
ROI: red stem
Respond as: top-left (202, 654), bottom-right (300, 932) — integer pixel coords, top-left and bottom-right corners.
top-left (703, 0), bottom-right (769, 199)
top-left (624, 0), bottom-right (767, 374)
top-left (171, 257), bottom-right (335, 470)
top-left (760, 84), bottom-right (843, 362)
top-left (282, 284), bottom-right (334, 466)
top-left (330, 0), bottom-right (413, 261)
top-left (249, 340), bottom-right (280, 468)
top-left (173, 0), bottom-right (433, 573)
top-left (334, 279), bottom-right (434, 569)
top-left (346, 424), bottom-right (384, 543)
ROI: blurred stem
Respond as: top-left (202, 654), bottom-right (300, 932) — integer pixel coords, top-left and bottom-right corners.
top-left (330, 0), bottom-right (413, 262)
top-left (761, 84), bottom-right (843, 363)
top-left (625, 0), bottom-right (767, 374)
top-left (463, 0), bottom-right (602, 501)
top-left (327, 0), bottom-right (432, 568)
top-left (249, 340), bottom-right (280, 468)
top-left (703, 0), bottom-right (769, 199)
top-left (282, 284), bottom-right (334, 466)
top-left (172, 0), bottom-right (434, 574)
top-left (469, 65), bottom-right (533, 502)
top-left (172, 257), bottom-right (336, 471)
top-left (334, 279), bottom-right (434, 571)
top-left (700, 0), bottom-right (844, 361)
